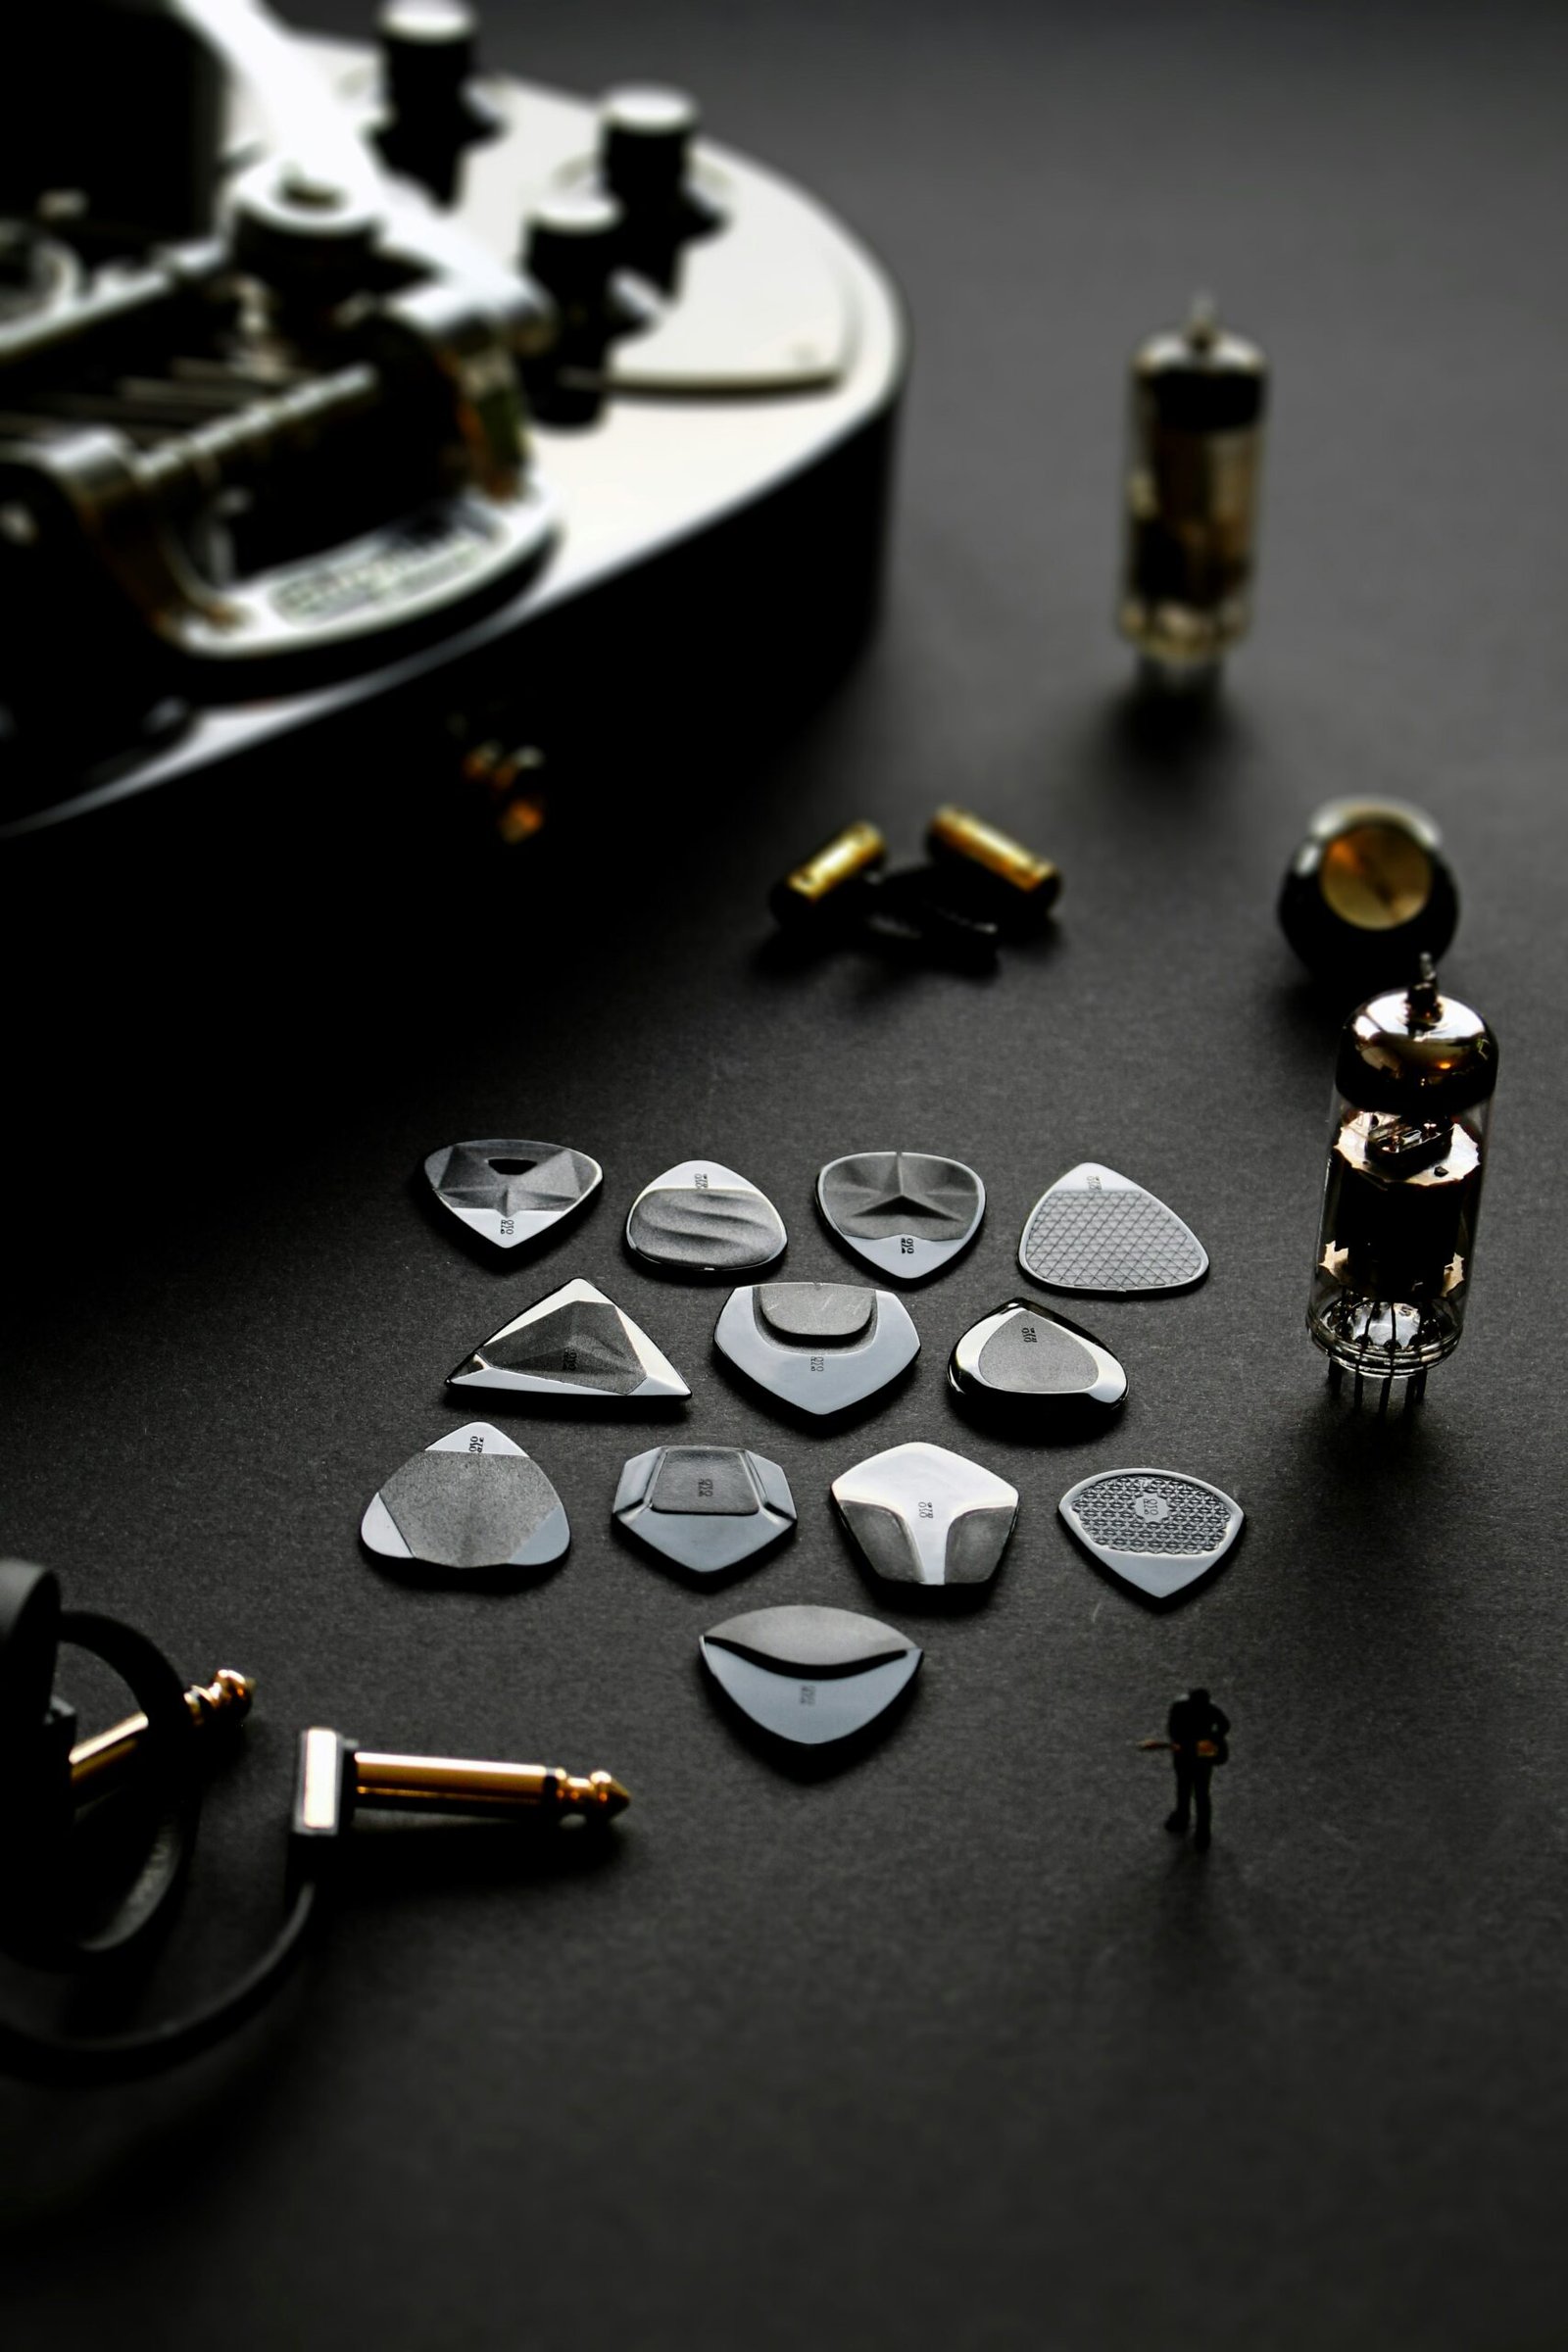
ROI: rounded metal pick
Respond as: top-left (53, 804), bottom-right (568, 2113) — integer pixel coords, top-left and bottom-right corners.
top-left (831, 1440), bottom-right (1017, 1587)
top-left (713, 1281), bottom-right (919, 1417)
top-left (613, 1446), bottom-right (796, 1575)
top-left (700, 1603), bottom-right (921, 1747)
top-left (625, 1158), bottom-right (787, 1276)
top-left (949, 1299), bottom-right (1126, 1424)
top-left (362, 1424), bottom-right (570, 1570)
top-left (1019, 1163), bottom-right (1208, 1297)
top-left (816, 1150), bottom-right (985, 1281)
top-left (1057, 1466), bottom-right (1243, 1601)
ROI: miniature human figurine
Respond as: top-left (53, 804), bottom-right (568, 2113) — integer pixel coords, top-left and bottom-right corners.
top-left (1142, 1688), bottom-right (1230, 1851)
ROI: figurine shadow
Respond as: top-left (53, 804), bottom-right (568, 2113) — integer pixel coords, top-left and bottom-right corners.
top-left (407, 1160), bottom-right (603, 1278)
top-left (609, 1512), bottom-right (795, 1595)
top-left (359, 1536), bottom-right (570, 1597)
top-left (695, 1656), bottom-right (919, 1785)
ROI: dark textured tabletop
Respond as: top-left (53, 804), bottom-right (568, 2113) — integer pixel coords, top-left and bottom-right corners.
top-left (5, 2), bottom-right (1568, 2345)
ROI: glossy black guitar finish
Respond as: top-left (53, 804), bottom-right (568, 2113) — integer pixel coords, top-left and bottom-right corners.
top-left (0, 2), bottom-right (906, 856)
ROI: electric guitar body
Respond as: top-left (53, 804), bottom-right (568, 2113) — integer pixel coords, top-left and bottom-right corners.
top-left (0, 1), bottom-right (906, 876)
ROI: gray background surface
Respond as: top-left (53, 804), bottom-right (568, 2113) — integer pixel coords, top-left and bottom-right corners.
top-left (4, 1), bottom-right (1568, 2344)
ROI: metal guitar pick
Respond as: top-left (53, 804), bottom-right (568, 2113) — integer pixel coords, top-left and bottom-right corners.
top-left (831, 1441), bottom-right (1018, 1588)
top-left (1019, 1163), bottom-right (1208, 1296)
top-left (948, 1300), bottom-right (1127, 1424)
top-left (423, 1138), bottom-right (602, 1251)
top-left (613, 1446), bottom-right (796, 1575)
top-left (625, 1159), bottom-right (787, 1275)
top-left (361, 1424), bottom-right (569, 1570)
top-left (448, 1277), bottom-right (690, 1400)
top-left (1058, 1467), bottom-right (1243, 1601)
top-left (816, 1151), bottom-right (985, 1281)
top-left (700, 1604), bottom-right (922, 1748)
top-left (713, 1281), bottom-right (919, 1417)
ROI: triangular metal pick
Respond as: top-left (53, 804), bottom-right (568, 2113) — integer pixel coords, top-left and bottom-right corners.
top-left (423, 1138), bottom-right (602, 1251)
top-left (361, 1424), bottom-right (569, 1570)
top-left (700, 1603), bottom-right (921, 1747)
top-left (1019, 1162), bottom-right (1208, 1297)
top-left (625, 1158), bottom-right (787, 1275)
top-left (949, 1300), bottom-right (1126, 1424)
top-left (613, 1446), bottom-right (796, 1575)
top-left (831, 1441), bottom-right (1017, 1588)
top-left (713, 1281), bottom-right (920, 1416)
top-left (816, 1151), bottom-right (985, 1281)
top-left (448, 1277), bottom-right (690, 1400)
top-left (1058, 1467), bottom-right (1243, 1601)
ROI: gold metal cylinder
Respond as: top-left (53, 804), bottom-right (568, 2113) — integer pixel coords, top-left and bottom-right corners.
top-left (69, 1668), bottom-right (256, 1799)
top-left (352, 1751), bottom-right (630, 1818)
top-left (769, 819), bottom-right (885, 928)
top-left (926, 805), bottom-right (1059, 915)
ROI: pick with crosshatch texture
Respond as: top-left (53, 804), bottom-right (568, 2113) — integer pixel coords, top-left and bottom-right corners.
top-left (613, 1446), bottom-right (796, 1575)
top-left (423, 1139), bottom-right (602, 1251)
top-left (1057, 1467), bottom-right (1243, 1601)
top-left (815, 1151), bottom-right (985, 1281)
top-left (831, 1441), bottom-right (1018, 1588)
top-left (625, 1159), bottom-right (787, 1276)
top-left (448, 1277), bottom-right (690, 1400)
top-left (361, 1425), bottom-right (570, 1570)
top-left (1018, 1163), bottom-right (1208, 1297)
top-left (700, 1604), bottom-right (922, 1747)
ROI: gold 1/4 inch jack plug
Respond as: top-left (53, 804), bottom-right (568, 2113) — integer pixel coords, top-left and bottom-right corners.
top-left (69, 1667), bottom-right (257, 1800)
top-left (293, 1728), bottom-right (631, 1840)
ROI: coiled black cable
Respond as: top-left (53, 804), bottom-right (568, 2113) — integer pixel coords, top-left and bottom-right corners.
top-left (0, 1559), bottom-right (322, 2084)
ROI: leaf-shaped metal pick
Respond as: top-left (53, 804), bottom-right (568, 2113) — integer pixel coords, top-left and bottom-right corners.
top-left (1018, 1163), bottom-right (1208, 1297)
top-left (700, 1603), bottom-right (921, 1746)
top-left (362, 1424), bottom-right (569, 1570)
top-left (1058, 1467), bottom-right (1243, 1601)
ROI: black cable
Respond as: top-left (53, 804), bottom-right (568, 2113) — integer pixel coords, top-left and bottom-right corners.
top-left (0, 1873), bottom-right (321, 2085)
top-left (0, 1559), bottom-right (328, 2084)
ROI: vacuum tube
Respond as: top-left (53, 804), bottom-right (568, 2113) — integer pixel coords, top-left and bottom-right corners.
top-left (1307, 959), bottom-right (1497, 1403)
top-left (1118, 295), bottom-right (1268, 688)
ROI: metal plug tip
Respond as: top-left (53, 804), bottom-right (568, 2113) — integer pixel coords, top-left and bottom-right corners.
top-left (589, 1772), bottom-right (632, 1817)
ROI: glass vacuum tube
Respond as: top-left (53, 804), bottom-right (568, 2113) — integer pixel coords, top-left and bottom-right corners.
top-left (1118, 294), bottom-right (1268, 689)
top-left (1307, 959), bottom-right (1497, 1401)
